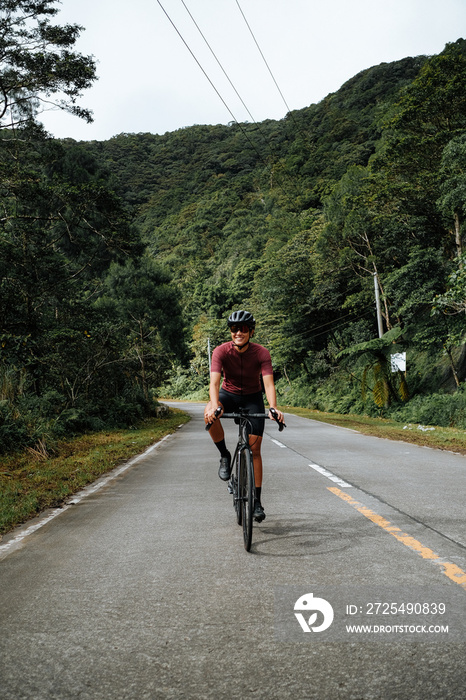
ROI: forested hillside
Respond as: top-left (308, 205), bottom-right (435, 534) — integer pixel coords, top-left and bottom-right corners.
top-left (80, 41), bottom-right (466, 425)
top-left (2, 4), bottom-right (466, 456)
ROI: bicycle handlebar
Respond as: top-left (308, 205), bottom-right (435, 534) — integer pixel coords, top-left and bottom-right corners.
top-left (205, 407), bottom-right (286, 432)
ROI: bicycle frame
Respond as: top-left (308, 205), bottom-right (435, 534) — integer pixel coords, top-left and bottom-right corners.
top-left (206, 407), bottom-right (285, 551)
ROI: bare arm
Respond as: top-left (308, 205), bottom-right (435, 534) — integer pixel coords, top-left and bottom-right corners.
top-left (262, 374), bottom-right (284, 423)
top-left (204, 371), bottom-right (223, 424)
top-left (209, 371), bottom-right (221, 406)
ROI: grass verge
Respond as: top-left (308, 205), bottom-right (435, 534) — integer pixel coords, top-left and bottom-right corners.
top-left (282, 406), bottom-right (466, 454)
top-left (0, 409), bottom-right (190, 537)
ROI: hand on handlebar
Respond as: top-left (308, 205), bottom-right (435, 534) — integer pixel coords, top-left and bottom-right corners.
top-left (204, 405), bottom-right (223, 430)
top-left (269, 407), bottom-right (286, 430)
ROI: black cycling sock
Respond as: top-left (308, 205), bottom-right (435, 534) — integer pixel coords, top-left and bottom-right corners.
top-left (215, 439), bottom-right (230, 459)
top-left (255, 486), bottom-right (262, 504)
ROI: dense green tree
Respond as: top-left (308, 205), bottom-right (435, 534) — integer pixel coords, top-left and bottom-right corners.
top-left (317, 42), bottom-right (466, 358)
top-left (0, 2), bottom-right (173, 450)
top-left (251, 218), bottom-right (320, 368)
top-left (438, 135), bottom-right (466, 257)
top-left (0, 0), bottom-right (96, 129)
top-left (370, 40), bottom-right (466, 259)
top-left (97, 257), bottom-right (186, 400)
top-left (0, 135), bottom-right (150, 443)
top-left (433, 255), bottom-right (466, 317)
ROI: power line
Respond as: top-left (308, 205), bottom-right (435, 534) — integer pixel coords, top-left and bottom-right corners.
top-left (180, 0), bottom-right (257, 125)
top-left (156, 0), bottom-right (298, 207)
top-left (234, 0), bottom-right (315, 181)
top-left (156, 0), bottom-right (273, 177)
top-left (179, 0), bottom-right (301, 203)
top-left (155, 0), bottom-right (241, 126)
top-left (267, 306), bottom-right (375, 344)
top-left (303, 308), bottom-right (375, 342)
top-left (179, 2), bottom-right (280, 161)
top-left (235, 0), bottom-right (292, 115)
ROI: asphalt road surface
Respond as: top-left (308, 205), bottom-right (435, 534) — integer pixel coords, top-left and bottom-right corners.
top-left (1, 402), bottom-right (466, 700)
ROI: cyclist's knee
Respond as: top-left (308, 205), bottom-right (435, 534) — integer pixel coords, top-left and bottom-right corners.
top-left (249, 435), bottom-right (262, 456)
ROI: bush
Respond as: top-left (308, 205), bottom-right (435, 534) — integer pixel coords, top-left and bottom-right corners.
top-left (0, 380), bottom-right (159, 455)
top-left (0, 402), bottom-right (29, 454)
top-left (53, 408), bottom-right (106, 436)
top-left (276, 368), bottom-right (369, 414)
top-left (275, 367), bottom-right (466, 429)
top-left (276, 375), bottom-right (317, 408)
top-left (159, 364), bottom-right (206, 399)
top-left (388, 388), bottom-right (466, 428)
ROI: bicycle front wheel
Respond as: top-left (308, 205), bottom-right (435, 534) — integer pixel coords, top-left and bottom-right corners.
top-left (239, 447), bottom-right (254, 551)
top-left (233, 450), bottom-right (242, 525)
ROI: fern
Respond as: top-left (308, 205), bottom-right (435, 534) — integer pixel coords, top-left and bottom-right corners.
top-left (396, 371), bottom-right (410, 403)
top-left (361, 365), bottom-right (369, 401)
top-left (338, 328), bottom-right (410, 409)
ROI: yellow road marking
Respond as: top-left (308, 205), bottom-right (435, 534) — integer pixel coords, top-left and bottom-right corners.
top-left (328, 487), bottom-right (466, 591)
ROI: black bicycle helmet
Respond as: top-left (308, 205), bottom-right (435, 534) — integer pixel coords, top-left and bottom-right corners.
top-left (227, 310), bottom-right (256, 329)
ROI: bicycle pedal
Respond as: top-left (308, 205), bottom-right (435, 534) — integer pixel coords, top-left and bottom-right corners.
top-left (227, 480), bottom-right (234, 494)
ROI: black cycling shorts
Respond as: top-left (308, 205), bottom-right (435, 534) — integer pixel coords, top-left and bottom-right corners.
top-left (218, 389), bottom-right (265, 436)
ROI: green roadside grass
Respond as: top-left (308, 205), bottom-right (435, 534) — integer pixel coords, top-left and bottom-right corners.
top-left (0, 409), bottom-right (190, 537)
top-left (281, 406), bottom-right (466, 455)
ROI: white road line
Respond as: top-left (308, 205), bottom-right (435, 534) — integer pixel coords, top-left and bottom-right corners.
top-left (266, 437), bottom-right (352, 488)
top-left (0, 435), bottom-right (171, 560)
top-left (309, 462), bottom-right (352, 488)
top-left (271, 438), bottom-right (287, 448)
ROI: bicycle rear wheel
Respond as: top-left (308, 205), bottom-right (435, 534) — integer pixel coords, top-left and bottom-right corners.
top-left (239, 447), bottom-right (254, 551)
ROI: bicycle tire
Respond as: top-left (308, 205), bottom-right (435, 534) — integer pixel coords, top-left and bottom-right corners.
top-left (240, 447), bottom-right (254, 551)
top-left (233, 449), bottom-right (242, 525)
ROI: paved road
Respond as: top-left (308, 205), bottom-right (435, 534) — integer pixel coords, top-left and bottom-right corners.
top-left (1, 402), bottom-right (466, 699)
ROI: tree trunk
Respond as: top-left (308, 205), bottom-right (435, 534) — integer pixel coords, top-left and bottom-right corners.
top-left (454, 210), bottom-right (463, 262)
top-left (139, 321), bottom-right (149, 402)
top-left (445, 346), bottom-right (461, 389)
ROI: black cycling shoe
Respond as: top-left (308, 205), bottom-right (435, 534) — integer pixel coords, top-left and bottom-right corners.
top-left (253, 500), bottom-right (266, 523)
top-left (218, 455), bottom-right (232, 481)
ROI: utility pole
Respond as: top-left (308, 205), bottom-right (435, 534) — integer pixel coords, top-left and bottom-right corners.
top-left (373, 272), bottom-right (383, 338)
top-left (207, 337), bottom-right (211, 374)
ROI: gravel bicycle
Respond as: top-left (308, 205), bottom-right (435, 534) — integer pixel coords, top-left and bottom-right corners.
top-left (206, 407), bottom-right (285, 551)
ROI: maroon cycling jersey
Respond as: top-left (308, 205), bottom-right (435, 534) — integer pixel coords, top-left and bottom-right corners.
top-left (211, 342), bottom-right (273, 395)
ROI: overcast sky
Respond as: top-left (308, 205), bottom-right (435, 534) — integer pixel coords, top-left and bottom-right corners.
top-left (39, 0), bottom-right (466, 141)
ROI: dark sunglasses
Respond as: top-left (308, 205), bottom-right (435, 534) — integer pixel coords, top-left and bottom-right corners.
top-left (230, 324), bottom-right (251, 334)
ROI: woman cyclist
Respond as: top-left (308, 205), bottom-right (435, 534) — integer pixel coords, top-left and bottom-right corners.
top-left (204, 310), bottom-right (285, 522)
